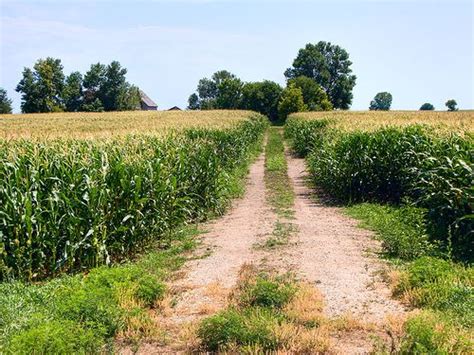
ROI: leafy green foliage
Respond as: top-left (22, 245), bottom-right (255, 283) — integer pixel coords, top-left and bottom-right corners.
top-left (188, 70), bottom-right (243, 110)
top-left (287, 76), bottom-right (332, 111)
top-left (369, 91), bottom-right (392, 111)
top-left (240, 80), bottom-right (283, 120)
top-left (63, 71), bottom-right (83, 112)
top-left (420, 102), bottom-right (435, 111)
top-left (0, 88), bottom-right (13, 114)
top-left (0, 116), bottom-right (267, 280)
top-left (284, 41), bottom-right (356, 109)
top-left (277, 83), bottom-right (307, 121)
top-left (16, 59), bottom-right (140, 113)
top-left (445, 99), bottom-right (458, 111)
top-left (16, 57), bottom-right (65, 113)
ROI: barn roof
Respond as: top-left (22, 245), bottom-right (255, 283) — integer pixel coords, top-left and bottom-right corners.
top-left (139, 90), bottom-right (158, 107)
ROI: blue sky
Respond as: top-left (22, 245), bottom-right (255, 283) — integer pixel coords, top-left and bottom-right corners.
top-left (1, 0), bottom-right (473, 113)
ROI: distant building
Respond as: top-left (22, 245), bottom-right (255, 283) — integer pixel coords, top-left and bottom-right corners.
top-left (139, 90), bottom-right (158, 111)
top-left (168, 106), bottom-right (182, 111)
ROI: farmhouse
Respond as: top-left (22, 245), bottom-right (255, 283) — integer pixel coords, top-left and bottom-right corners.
top-left (139, 90), bottom-right (158, 110)
top-left (168, 106), bottom-right (182, 111)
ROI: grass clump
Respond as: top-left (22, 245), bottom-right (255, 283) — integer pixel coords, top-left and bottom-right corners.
top-left (399, 311), bottom-right (473, 354)
top-left (195, 266), bottom-right (328, 353)
top-left (346, 203), bottom-right (435, 261)
top-left (394, 257), bottom-right (473, 328)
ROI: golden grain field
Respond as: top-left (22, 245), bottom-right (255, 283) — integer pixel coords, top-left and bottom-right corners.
top-left (0, 110), bottom-right (254, 140)
top-left (291, 110), bottom-right (474, 135)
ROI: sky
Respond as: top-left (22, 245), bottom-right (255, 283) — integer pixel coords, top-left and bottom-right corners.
top-left (0, 0), bottom-right (473, 113)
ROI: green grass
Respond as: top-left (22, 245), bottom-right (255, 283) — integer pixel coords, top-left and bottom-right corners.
top-left (264, 128), bottom-right (294, 218)
top-left (346, 203), bottom-right (436, 261)
top-left (345, 202), bottom-right (473, 351)
top-left (0, 225), bottom-right (200, 353)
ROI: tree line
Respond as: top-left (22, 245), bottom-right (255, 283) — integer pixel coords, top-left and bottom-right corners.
top-left (0, 41), bottom-right (462, 115)
top-left (0, 58), bottom-right (140, 114)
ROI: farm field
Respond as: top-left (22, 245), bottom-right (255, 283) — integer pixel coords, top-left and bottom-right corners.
top-left (0, 110), bottom-right (252, 139)
top-left (0, 110), bottom-right (473, 353)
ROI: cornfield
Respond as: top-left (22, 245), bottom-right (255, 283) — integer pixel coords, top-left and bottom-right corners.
top-left (285, 111), bottom-right (474, 262)
top-left (0, 111), bottom-right (268, 280)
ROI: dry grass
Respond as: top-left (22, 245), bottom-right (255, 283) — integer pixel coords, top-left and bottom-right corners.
top-left (0, 110), bottom-right (255, 140)
top-left (291, 110), bottom-right (474, 136)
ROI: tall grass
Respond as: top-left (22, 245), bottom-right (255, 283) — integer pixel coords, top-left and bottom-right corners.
top-left (285, 114), bottom-right (473, 262)
top-left (0, 115), bottom-right (268, 280)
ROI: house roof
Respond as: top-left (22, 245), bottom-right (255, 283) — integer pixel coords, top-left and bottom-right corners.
top-left (139, 90), bottom-right (158, 107)
top-left (168, 106), bottom-right (182, 111)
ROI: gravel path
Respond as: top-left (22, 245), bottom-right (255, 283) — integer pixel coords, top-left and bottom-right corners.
top-left (286, 153), bottom-right (405, 322)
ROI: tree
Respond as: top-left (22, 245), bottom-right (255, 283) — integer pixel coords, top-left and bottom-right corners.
top-left (419, 103), bottom-right (435, 111)
top-left (277, 83), bottom-right (307, 121)
top-left (82, 61), bottom-right (139, 112)
top-left (189, 70), bottom-right (243, 110)
top-left (240, 81), bottom-right (283, 120)
top-left (369, 92), bottom-right (392, 111)
top-left (83, 63), bottom-right (106, 111)
top-left (215, 77), bottom-right (243, 109)
top-left (63, 71), bottom-right (83, 112)
top-left (0, 88), bottom-right (13, 114)
top-left (288, 76), bottom-right (332, 111)
top-left (16, 57), bottom-right (65, 113)
top-left (445, 99), bottom-right (458, 111)
top-left (187, 93), bottom-right (200, 110)
top-left (102, 61), bottom-right (128, 111)
top-left (285, 42), bottom-right (356, 109)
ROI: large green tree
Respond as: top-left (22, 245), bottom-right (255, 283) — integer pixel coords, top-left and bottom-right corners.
top-left (0, 88), bottom-right (13, 114)
top-left (288, 76), bottom-right (332, 111)
top-left (188, 70), bottom-right (242, 110)
top-left (285, 42), bottom-right (356, 109)
top-left (63, 71), bottom-right (83, 112)
top-left (82, 61), bottom-right (139, 112)
top-left (240, 81), bottom-right (283, 120)
top-left (278, 83), bottom-right (307, 120)
top-left (369, 92), bottom-right (393, 111)
top-left (16, 57), bottom-right (65, 113)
